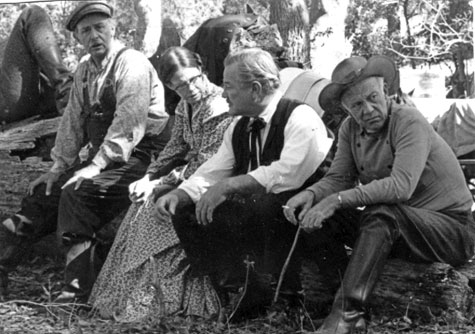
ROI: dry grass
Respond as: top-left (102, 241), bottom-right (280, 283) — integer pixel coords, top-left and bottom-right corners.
top-left (1, 248), bottom-right (475, 334)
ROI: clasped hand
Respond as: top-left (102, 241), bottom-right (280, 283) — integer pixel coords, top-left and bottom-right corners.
top-left (283, 191), bottom-right (340, 232)
top-left (129, 175), bottom-right (162, 203)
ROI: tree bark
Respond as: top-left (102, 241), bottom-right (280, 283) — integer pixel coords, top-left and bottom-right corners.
top-left (0, 117), bottom-right (58, 218)
top-left (133, 0), bottom-right (162, 57)
top-left (269, 0), bottom-right (310, 66)
top-left (309, 0), bottom-right (351, 78)
top-left (301, 258), bottom-right (475, 323)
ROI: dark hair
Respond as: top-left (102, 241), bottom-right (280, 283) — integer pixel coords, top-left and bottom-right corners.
top-left (156, 46), bottom-right (203, 85)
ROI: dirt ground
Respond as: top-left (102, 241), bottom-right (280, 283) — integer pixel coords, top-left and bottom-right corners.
top-left (1, 236), bottom-right (475, 334)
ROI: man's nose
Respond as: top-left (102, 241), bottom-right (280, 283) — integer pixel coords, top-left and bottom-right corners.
top-left (361, 100), bottom-right (374, 115)
top-left (90, 28), bottom-right (99, 39)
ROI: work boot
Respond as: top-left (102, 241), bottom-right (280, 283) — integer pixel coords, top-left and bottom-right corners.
top-left (33, 45), bottom-right (73, 115)
top-left (315, 212), bottom-right (399, 334)
top-left (24, 6), bottom-right (72, 115)
top-left (60, 234), bottom-right (108, 304)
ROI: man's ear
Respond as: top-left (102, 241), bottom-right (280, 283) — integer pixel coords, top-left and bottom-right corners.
top-left (251, 81), bottom-right (263, 101)
top-left (383, 81), bottom-right (389, 95)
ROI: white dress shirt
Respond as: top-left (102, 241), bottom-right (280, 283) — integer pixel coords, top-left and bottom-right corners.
top-left (178, 92), bottom-right (334, 203)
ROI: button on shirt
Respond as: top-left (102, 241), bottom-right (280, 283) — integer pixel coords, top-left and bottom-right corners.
top-left (178, 92), bottom-right (334, 203)
top-left (308, 101), bottom-right (473, 213)
top-left (50, 40), bottom-right (168, 172)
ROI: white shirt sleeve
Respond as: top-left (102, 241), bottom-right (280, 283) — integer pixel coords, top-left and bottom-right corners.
top-left (178, 104), bottom-right (334, 201)
top-left (249, 104), bottom-right (333, 193)
top-left (178, 118), bottom-right (238, 202)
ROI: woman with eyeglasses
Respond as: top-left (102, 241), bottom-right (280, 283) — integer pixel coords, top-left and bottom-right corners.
top-left (89, 46), bottom-right (232, 322)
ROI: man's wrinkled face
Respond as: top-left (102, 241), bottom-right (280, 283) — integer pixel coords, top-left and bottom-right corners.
top-left (75, 14), bottom-right (115, 64)
top-left (341, 77), bottom-right (388, 134)
top-left (221, 63), bottom-right (255, 116)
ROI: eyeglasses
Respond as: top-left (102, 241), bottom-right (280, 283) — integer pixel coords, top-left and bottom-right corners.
top-left (168, 73), bottom-right (203, 91)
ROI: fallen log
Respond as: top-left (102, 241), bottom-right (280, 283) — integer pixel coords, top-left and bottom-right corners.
top-left (301, 258), bottom-right (475, 324)
top-left (0, 116), bottom-right (59, 218)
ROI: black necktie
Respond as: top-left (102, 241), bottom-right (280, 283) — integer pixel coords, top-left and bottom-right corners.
top-left (249, 117), bottom-right (266, 171)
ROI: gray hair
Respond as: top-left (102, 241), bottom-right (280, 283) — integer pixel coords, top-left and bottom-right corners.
top-left (224, 48), bottom-right (281, 95)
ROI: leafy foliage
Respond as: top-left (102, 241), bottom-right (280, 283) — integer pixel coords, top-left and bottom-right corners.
top-left (346, 0), bottom-right (473, 66)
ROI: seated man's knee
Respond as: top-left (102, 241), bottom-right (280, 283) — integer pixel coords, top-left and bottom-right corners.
top-left (359, 205), bottom-right (401, 239)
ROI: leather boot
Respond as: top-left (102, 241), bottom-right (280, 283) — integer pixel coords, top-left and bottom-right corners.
top-left (33, 45), bottom-right (73, 115)
top-left (24, 5), bottom-right (72, 115)
top-left (316, 215), bottom-right (399, 334)
top-left (58, 234), bottom-right (109, 303)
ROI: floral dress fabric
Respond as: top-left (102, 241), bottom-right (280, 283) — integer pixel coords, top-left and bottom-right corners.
top-left (89, 79), bottom-right (232, 322)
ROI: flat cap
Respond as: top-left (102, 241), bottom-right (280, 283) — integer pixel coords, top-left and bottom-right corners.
top-left (66, 1), bottom-right (113, 31)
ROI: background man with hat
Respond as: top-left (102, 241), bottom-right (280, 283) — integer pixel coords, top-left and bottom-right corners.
top-left (0, 1), bottom-right (170, 302)
top-left (284, 55), bottom-right (475, 334)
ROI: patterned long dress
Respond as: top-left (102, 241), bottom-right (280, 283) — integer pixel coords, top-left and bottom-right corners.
top-left (89, 79), bottom-right (232, 322)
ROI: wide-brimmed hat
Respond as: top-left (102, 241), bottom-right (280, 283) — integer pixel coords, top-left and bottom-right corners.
top-left (318, 55), bottom-right (398, 113)
top-left (66, 1), bottom-right (114, 31)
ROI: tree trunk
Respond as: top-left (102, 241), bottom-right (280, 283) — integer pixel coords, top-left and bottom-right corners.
top-left (133, 0), bottom-right (162, 57)
top-left (309, 0), bottom-right (351, 78)
top-left (269, 0), bottom-right (310, 66)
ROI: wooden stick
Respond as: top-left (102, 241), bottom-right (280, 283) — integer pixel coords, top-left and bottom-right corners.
top-left (272, 226), bottom-right (302, 305)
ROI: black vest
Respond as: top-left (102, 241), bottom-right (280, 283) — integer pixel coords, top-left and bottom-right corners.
top-left (231, 98), bottom-right (332, 186)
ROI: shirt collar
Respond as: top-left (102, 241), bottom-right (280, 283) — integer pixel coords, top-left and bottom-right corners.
top-left (254, 91), bottom-right (283, 124)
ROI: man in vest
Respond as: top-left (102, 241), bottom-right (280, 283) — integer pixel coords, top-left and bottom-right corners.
top-left (284, 55), bottom-right (475, 333)
top-left (154, 48), bottom-right (334, 313)
top-left (0, 1), bottom-right (170, 302)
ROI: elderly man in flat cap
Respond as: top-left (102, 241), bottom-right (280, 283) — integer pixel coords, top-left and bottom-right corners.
top-left (284, 55), bottom-right (475, 333)
top-left (0, 1), bottom-right (160, 124)
top-left (0, 1), bottom-right (170, 302)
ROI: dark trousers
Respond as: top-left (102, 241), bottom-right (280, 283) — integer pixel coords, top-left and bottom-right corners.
top-left (0, 153), bottom-right (150, 297)
top-left (172, 197), bottom-right (475, 311)
top-left (304, 203), bottom-right (475, 323)
top-left (172, 191), bottom-right (303, 296)
top-left (0, 5), bottom-right (71, 123)
top-left (308, 204), bottom-right (475, 271)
